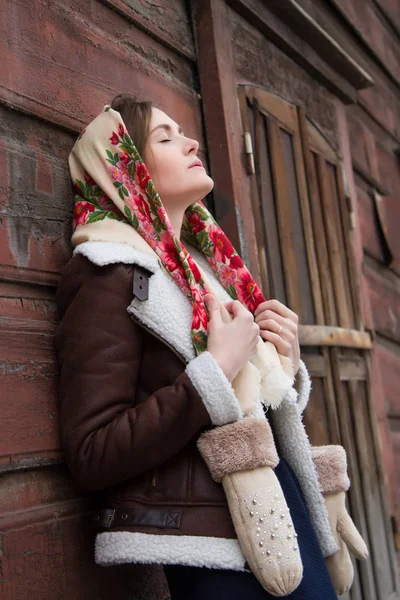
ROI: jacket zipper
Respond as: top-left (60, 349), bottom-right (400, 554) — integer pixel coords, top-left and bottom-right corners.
top-left (128, 312), bottom-right (188, 366)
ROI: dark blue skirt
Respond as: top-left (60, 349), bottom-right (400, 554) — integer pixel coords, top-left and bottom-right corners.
top-left (164, 458), bottom-right (337, 599)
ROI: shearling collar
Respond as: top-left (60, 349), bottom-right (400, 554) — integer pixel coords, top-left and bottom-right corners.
top-left (74, 240), bottom-right (197, 364)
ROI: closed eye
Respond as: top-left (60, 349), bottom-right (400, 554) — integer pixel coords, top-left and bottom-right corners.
top-left (160, 138), bottom-right (172, 143)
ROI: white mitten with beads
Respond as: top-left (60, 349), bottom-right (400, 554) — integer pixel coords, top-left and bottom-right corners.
top-left (198, 418), bottom-right (303, 596)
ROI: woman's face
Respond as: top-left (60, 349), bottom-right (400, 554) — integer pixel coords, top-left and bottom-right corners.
top-left (144, 107), bottom-right (214, 210)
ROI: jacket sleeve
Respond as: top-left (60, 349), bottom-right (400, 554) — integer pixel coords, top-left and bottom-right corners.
top-left (54, 255), bottom-right (240, 492)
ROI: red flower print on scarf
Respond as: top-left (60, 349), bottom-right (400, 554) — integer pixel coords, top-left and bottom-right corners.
top-left (84, 171), bottom-right (97, 186)
top-left (219, 264), bottom-right (236, 286)
top-left (192, 288), bottom-right (209, 330)
top-left (130, 193), bottom-right (151, 223)
top-left (159, 232), bottom-right (182, 272)
top-left (187, 255), bottom-right (202, 284)
top-left (209, 225), bottom-right (234, 263)
top-left (110, 132), bottom-right (119, 145)
top-left (134, 162), bottom-right (151, 192)
top-left (118, 124), bottom-right (125, 137)
top-left (190, 212), bottom-right (206, 235)
top-left (119, 152), bottom-right (130, 167)
top-left (237, 268), bottom-right (264, 313)
top-left (74, 201), bottom-right (95, 225)
top-left (229, 254), bottom-right (243, 269)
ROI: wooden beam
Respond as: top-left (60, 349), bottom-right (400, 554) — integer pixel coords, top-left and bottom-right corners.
top-left (191, 0), bottom-right (261, 281)
top-left (226, 0), bottom-right (370, 103)
top-left (299, 324), bottom-right (373, 349)
top-left (268, 0), bottom-right (375, 89)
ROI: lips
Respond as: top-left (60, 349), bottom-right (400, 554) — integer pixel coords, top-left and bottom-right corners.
top-left (189, 158), bottom-right (204, 169)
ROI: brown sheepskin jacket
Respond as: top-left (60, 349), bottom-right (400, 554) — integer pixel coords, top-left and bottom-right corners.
top-left (54, 240), bottom-right (327, 584)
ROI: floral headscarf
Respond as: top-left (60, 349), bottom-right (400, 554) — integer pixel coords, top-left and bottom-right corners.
top-left (69, 106), bottom-right (265, 355)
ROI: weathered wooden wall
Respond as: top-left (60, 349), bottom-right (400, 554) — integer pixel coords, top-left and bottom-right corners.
top-left (1, 0), bottom-right (399, 597)
top-left (0, 1), bottom-right (202, 598)
top-left (334, 0), bottom-right (400, 542)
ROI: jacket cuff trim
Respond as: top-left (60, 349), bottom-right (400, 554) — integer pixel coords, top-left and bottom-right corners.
top-left (95, 531), bottom-right (247, 571)
top-left (311, 445), bottom-right (350, 494)
top-left (185, 352), bottom-right (242, 426)
top-left (197, 418), bottom-right (279, 483)
top-left (294, 360), bottom-right (311, 413)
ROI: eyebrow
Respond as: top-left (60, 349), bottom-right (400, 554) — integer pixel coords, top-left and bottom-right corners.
top-left (150, 123), bottom-right (184, 136)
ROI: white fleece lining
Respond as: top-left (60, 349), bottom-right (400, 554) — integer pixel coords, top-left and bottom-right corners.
top-left (78, 241), bottom-right (337, 558)
top-left (269, 394), bottom-right (339, 558)
top-left (186, 351), bottom-right (243, 425)
top-left (95, 531), bottom-right (247, 571)
top-left (74, 241), bottom-right (159, 272)
top-left (127, 267), bottom-right (196, 363)
top-left (295, 360), bottom-right (312, 414)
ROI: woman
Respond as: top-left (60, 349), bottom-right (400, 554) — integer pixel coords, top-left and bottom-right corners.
top-left (54, 94), bottom-right (367, 599)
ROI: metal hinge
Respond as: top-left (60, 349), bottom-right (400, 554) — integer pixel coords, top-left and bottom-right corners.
top-left (107, 509), bottom-right (116, 528)
top-left (244, 132), bottom-right (255, 175)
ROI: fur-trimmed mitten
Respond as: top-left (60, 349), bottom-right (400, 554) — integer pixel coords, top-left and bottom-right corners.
top-left (198, 418), bottom-right (303, 596)
top-left (312, 446), bottom-right (369, 595)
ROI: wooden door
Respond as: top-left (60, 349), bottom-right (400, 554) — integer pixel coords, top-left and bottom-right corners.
top-left (239, 85), bottom-right (399, 600)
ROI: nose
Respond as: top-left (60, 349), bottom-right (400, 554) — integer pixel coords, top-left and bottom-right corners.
top-left (185, 137), bottom-right (199, 155)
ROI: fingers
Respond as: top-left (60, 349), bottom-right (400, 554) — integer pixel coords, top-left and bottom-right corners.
top-left (255, 300), bottom-right (298, 325)
top-left (204, 294), bottom-right (222, 326)
top-left (260, 330), bottom-right (292, 356)
top-left (225, 300), bottom-right (253, 322)
top-left (257, 317), bottom-right (296, 338)
top-left (338, 513), bottom-right (369, 560)
top-left (255, 311), bottom-right (297, 334)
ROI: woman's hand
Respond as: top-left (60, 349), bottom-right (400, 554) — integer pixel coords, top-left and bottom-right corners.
top-left (205, 294), bottom-right (260, 382)
top-left (254, 299), bottom-right (300, 375)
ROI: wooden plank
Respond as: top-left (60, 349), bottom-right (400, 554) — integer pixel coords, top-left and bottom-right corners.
top-left (335, 159), bottom-right (361, 328)
top-left (355, 183), bottom-right (386, 263)
top-left (266, 117), bottom-right (302, 317)
top-left (338, 356), bottom-right (368, 381)
top-left (307, 152), bottom-right (339, 325)
top-left (365, 260), bottom-right (400, 344)
top-left (227, 0), bottom-right (359, 103)
top-left (247, 87), bottom-right (298, 132)
top-left (348, 378), bottom-right (398, 598)
top-left (302, 378), bottom-right (331, 446)
top-left (296, 107), bottom-right (327, 326)
top-left (300, 354), bottom-right (326, 377)
top-left (0, 466), bottom-right (78, 513)
top-left (330, 348), bottom-right (377, 600)
top-left (279, 127), bottom-right (316, 324)
top-left (251, 98), bottom-right (271, 297)
top-left (0, 506), bottom-right (170, 600)
top-left (0, 450), bottom-right (64, 474)
top-left (297, 106), bottom-right (342, 445)
top-left (374, 0), bottom-right (400, 37)
top-left (328, 0), bottom-right (400, 85)
top-left (374, 192), bottom-right (400, 271)
top-left (255, 111), bottom-right (287, 303)
top-left (299, 324), bottom-right (372, 349)
top-left (316, 156), bottom-right (353, 328)
top-left (268, 0), bottom-right (374, 88)
top-left (376, 342), bottom-right (400, 418)
top-left (346, 114), bottom-right (391, 196)
top-left (99, 0), bottom-right (196, 61)
top-left (192, 0), bottom-right (261, 280)
top-left (0, 0), bottom-right (197, 132)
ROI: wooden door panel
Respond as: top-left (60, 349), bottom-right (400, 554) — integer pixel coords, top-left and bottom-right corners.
top-left (239, 84), bottom-right (399, 599)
